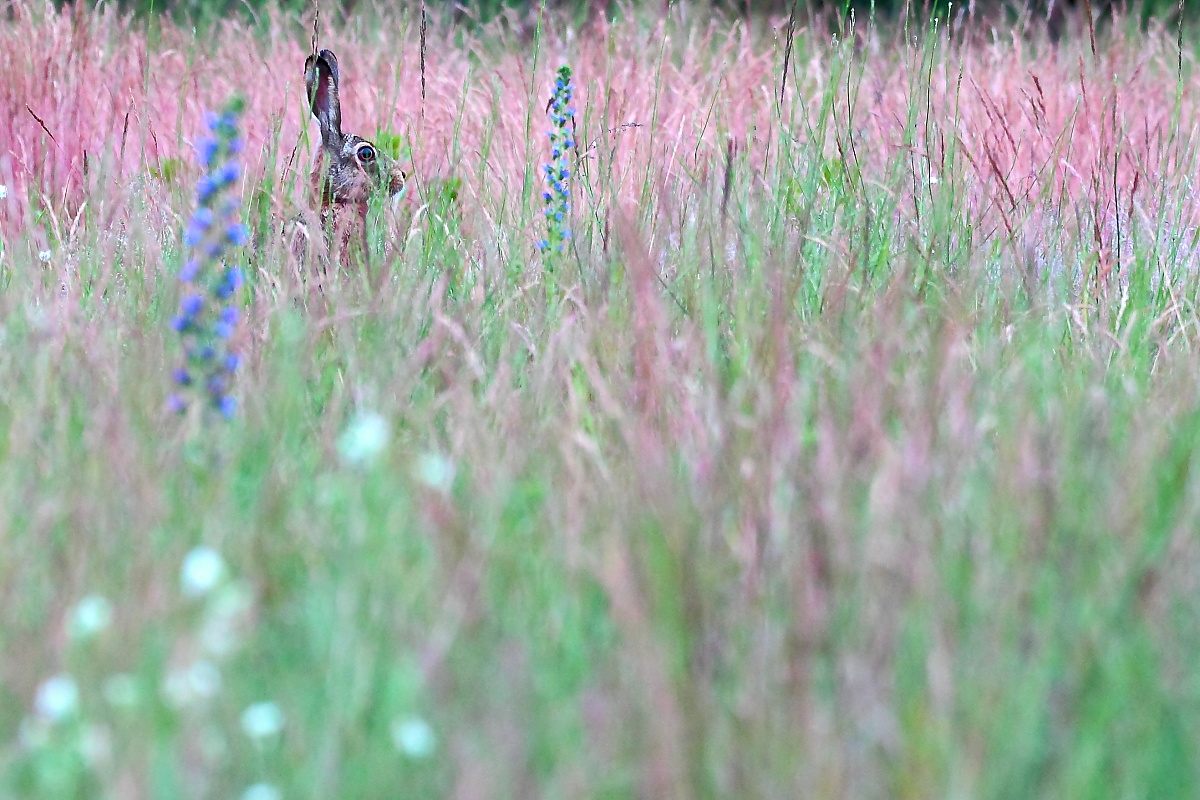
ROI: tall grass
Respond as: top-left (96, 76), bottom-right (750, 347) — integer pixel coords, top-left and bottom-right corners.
top-left (3, 1), bottom-right (1200, 797)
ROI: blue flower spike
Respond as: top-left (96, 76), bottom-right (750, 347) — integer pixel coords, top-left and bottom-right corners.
top-left (170, 96), bottom-right (247, 420)
top-left (539, 65), bottom-right (575, 256)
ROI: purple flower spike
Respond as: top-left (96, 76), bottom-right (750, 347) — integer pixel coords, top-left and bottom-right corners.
top-left (196, 176), bottom-right (217, 203)
top-left (217, 395), bottom-right (237, 419)
top-left (172, 97), bottom-right (246, 423)
top-left (197, 136), bottom-right (219, 168)
top-left (539, 65), bottom-right (574, 260)
top-left (181, 294), bottom-right (203, 315)
top-left (226, 223), bottom-right (248, 246)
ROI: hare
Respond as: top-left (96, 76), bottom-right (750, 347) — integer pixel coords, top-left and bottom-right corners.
top-left (298, 48), bottom-right (406, 264)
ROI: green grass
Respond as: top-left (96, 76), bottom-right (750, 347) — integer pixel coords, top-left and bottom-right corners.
top-left (3, 6), bottom-right (1200, 799)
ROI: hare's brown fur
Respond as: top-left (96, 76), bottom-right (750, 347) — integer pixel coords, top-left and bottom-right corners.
top-left (303, 49), bottom-right (405, 261)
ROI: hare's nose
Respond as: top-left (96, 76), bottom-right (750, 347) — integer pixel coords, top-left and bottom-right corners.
top-left (387, 168), bottom-right (406, 199)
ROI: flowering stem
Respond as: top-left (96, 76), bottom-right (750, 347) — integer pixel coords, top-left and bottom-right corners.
top-left (539, 65), bottom-right (575, 267)
top-left (169, 97), bottom-right (248, 422)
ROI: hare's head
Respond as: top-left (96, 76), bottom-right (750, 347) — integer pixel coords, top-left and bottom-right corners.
top-left (304, 49), bottom-right (405, 217)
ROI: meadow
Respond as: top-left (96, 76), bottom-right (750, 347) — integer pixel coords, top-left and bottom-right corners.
top-left (3, 1), bottom-right (1200, 797)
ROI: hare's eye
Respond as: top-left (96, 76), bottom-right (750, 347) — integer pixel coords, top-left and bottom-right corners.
top-left (356, 144), bottom-right (376, 163)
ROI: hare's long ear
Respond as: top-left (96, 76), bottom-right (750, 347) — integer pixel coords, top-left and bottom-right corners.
top-left (304, 49), bottom-right (342, 150)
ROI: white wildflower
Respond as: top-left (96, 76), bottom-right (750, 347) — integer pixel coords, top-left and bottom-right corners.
top-left (390, 715), bottom-right (436, 759)
top-left (69, 594), bottom-right (113, 640)
top-left (162, 660), bottom-right (221, 708)
top-left (414, 453), bottom-right (455, 493)
top-left (338, 411), bottom-right (390, 466)
top-left (38, 250), bottom-right (51, 263)
top-left (241, 701), bottom-right (285, 740)
top-left (242, 783), bottom-right (283, 800)
top-left (181, 546), bottom-right (226, 597)
top-left (0, 184), bottom-right (8, 199)
top-left (34, 675), bottom-right (79, 722)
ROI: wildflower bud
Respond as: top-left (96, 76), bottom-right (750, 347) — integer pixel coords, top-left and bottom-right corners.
top-left (226, 223), bottom-right (249, 246)
top-left (196, 178), bottom-right (216, 203)
top-left (197, 137), bottom-right (219, 168)
top-left (217, 162), bottom-right (240, 185)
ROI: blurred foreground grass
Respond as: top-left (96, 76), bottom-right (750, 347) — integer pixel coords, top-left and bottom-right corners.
top-left (3, 7), bottom-right (1200, 799)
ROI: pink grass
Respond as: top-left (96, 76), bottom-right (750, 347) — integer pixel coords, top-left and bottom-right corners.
top-left (3, 2), bottom-right (1198, 260)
